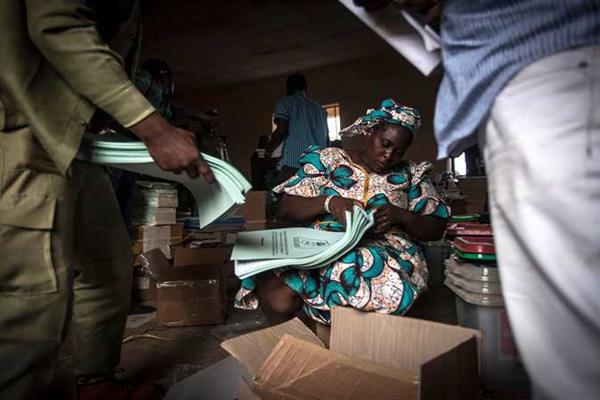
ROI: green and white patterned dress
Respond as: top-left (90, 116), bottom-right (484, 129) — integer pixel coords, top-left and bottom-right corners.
top-left (235, 146), bottom-right (450, 325)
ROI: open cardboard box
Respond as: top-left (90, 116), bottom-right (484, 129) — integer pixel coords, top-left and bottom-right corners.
top-left (222, 307), bottom-right (481, 400)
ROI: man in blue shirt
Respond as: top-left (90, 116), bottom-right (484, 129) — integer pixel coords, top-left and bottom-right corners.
top-left (355, 1), bottom-right (600, 398)
top-left (266, 73), bottom-right (329, 183)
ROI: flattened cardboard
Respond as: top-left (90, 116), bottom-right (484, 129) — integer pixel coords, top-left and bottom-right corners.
top-left (221, 317), bottom-right (323, 378)
top-left (254, 335), bottom-right (419, 400)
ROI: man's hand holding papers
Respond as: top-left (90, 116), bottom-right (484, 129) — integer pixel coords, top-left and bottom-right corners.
top-left (76, 134), bottom-right (251, 228)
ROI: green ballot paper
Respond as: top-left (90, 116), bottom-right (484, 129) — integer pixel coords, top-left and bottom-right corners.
top-left (232, 206), bottom-right (374, 279)
top-left (76, 134), bottom-right (251, 228)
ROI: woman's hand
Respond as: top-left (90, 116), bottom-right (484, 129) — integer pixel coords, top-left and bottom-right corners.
top-left (373, 204), bottom-right (405, 234)
top-left (373, 204), bottom-right (447, 240)
top-left (329, 197), bottom-right (362, 225)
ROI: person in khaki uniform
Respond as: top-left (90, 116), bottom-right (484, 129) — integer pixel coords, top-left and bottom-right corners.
top-left (0, 1), bottom-right (214, 399)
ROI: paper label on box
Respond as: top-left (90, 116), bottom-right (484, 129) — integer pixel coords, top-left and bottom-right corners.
top-left (135, 276), bottom-right (150, 290)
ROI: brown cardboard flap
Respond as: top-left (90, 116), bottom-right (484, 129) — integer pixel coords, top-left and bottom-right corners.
top-left (254, 335), bottom-right (419, 400)
top-left (420, 337), bottom-right (480, 400)
top-left (221, 318), bottom-right (323, 378)
top-left (330, 307), bottom-right (480, 373)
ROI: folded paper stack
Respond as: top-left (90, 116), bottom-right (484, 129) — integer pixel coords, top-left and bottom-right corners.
top-left (77, 134), bottom-right (251, 228)
top-left (232, 206), bottom-right (374, 279)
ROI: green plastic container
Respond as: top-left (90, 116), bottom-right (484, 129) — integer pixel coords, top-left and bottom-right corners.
top-left (454, 249), bottom-right (497, 262)
top-left (449, 213), bottom-right (481, 223)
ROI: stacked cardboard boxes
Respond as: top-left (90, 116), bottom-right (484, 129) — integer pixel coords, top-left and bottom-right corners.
top-left (131, 181), bottom-right (182, 259)
top-left (132, 181), bottom-right (178, 226)
top-left (131, 223), bottom-right (184, 259)
top-left (130, 181), bottom-right (183, 303)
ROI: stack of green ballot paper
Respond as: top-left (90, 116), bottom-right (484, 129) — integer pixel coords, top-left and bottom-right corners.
top-left (77, 134), bottom-right (251, 228)
top-left (232, 206), bottom-right (374, 279)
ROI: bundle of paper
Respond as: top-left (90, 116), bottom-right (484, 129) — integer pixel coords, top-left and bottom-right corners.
top-left (77, 134), bottom-right (251, 228)
top-left (232, 206), bottom-right (374, 279)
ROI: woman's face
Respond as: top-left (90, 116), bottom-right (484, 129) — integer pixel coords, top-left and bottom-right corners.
top-left (364, 124), bottom-right (413, 173)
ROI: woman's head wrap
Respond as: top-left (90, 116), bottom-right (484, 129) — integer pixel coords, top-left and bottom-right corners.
top-left (340, 99), bottom-right (421, 137)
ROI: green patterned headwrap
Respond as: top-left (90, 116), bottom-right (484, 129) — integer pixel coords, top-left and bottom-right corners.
top-left (340, 99), bottom-right (421, 137)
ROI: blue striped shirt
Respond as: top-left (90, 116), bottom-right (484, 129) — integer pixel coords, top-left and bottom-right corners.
top-left (274, 92), bottom-right (329, 168)
top-left (435, 0), bottom-right (600, 158)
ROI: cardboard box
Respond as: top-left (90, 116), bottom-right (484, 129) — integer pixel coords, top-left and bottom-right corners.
top-left (132, 224), bottom-right (183, 259)
top-left (137, 183), bottom-right (179, 208)
top-left (142, 248), bottom-right (228, 326)
top-left (133, 224), bottom-right (184, 241)
top-left (170, 223), bottom-right (184, 241)
top-left (133, 225), bottom-right (171, 242)
top-left (222, 307), bottom-right (481, 400)
top-left (132, 239), bottom-right (171, 259)
top-left (458, 177), bottom-right (488, 214)
top-left (133, 274), bottom-right (156, 303)
top-left (141, 190), bottom-right (178, 208)
top-left (244, 220), bottom-right (271, 231)
top-left (133, 207), bottom-right (177, 226)
top-left (237, 191), bottom-right (268, 228)
top-left (155, 265), bottom-right (225, 326)
top-left (171, 246), bottom-right (231, 267)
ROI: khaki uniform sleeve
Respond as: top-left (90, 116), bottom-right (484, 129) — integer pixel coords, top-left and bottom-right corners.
top-left (25, 0), bottom-right (155, 128)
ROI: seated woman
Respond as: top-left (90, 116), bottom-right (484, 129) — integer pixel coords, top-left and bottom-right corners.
top-left (235, 99), bottom-right (450, 325)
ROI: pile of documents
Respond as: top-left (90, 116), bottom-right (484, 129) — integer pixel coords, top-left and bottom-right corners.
top-left (77, 134), bottom-right (251, 228)
top-left (232, 206), bottom-right (374, 279)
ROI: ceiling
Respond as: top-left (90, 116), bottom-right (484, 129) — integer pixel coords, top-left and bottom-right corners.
top-left (141, 0), bottom-right (393, 94)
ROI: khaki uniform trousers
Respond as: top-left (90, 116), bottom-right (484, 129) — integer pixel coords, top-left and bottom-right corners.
top-left (0, 126), bottom-right (132, 400)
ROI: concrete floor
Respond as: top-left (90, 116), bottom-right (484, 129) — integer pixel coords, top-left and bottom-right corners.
top-left (50, 286), bottom-right (530, 399)
top-left (49, 303), bottom-right (269, 398)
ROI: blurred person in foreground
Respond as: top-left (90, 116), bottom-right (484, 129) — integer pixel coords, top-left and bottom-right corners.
top-left (356, 1), bottom-right (600, 398)
top-left (0, 1), bottom-right (214, 399)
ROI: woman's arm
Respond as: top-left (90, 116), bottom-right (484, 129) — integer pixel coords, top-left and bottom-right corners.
top-left (374, 204), bottom-right (446, 241)
top-left (279, 194), bottom-right (326, 222)
top-left (280, 194), bottom-right (361, 224)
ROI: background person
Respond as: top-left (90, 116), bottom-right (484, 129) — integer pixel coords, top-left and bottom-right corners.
top-left (265, 73), bottom-right (329, 184)
top-left (356, 1), bottom-right (600, 398)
